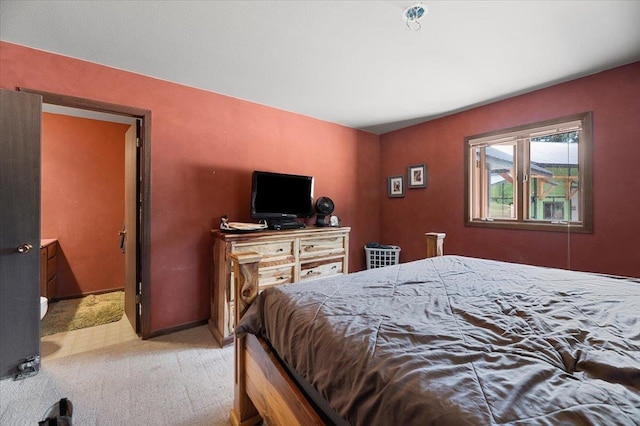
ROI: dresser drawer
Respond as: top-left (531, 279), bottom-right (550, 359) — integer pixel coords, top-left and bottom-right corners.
top-left (230, 265), bottom-right (294, 299)
top-left (232, 240), bottom-right (295, 267)
top-left (299, 236), bottom-right (346, 260)
top-left (259, 266), bottom-right (294, 289)
top-left (300, 258), bottom-right (343, 281)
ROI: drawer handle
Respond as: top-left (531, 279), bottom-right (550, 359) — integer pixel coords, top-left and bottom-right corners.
top-left (277, 248), bottom-right (284, 252)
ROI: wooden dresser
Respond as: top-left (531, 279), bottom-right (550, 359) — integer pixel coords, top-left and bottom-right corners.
top-left (209, 226), bottom-right (350, 346)
top-left (40, 239), bottom-right (58, 300)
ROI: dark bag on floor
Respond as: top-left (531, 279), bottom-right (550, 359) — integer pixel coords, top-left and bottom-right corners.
top-left (38, 397), bottom-right (73, 425)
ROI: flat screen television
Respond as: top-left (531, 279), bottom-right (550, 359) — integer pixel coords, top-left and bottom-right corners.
top-left (250, 171), bottom-right (314, 228)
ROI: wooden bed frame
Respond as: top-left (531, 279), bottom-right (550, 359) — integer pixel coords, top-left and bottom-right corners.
top-left (229, 233), bottom-right (446, 426)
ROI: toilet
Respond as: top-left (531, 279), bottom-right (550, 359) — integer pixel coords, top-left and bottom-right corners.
top-left (40, 297), bottom-right (48, 320)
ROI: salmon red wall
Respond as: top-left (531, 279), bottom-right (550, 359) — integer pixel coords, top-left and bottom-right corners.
top-left (41, 112), bottom-right (128, 297)
top-left (0, 41), bottom-right (380, 333)
top-left (380, 62), bottom-right (640, 278)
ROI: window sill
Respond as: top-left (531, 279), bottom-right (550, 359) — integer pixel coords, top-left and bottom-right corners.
top-left (465, 219), bottom-right (592, 233)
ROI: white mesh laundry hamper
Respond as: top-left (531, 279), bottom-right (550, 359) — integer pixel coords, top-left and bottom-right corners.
top-left (364, 245), bottom-right (401, 269)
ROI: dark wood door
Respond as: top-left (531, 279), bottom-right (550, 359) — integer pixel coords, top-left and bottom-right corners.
top-left (0, 89), bottom-right (42, 380)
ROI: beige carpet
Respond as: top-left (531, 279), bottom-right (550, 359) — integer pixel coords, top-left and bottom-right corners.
top-left (0, 325), bottom-right (234, 425)
top-left (41, 291), bottom-right (125, 336)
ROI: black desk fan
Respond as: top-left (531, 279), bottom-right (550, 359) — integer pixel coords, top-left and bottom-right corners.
top-left (315, 196), bottom-right (334, 227)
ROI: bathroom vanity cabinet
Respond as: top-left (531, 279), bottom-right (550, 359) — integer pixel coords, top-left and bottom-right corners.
top-left (40, 239), bottom-right (58, 300)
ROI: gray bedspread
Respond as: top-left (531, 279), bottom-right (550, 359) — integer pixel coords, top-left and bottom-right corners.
top-left (237, 255), bottom-right (640, 425)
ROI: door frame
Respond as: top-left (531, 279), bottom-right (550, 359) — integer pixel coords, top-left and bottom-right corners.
top-left (21, 88), bottom-right (153, 339)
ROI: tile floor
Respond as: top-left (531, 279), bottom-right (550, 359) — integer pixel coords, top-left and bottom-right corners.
top-left (41, 313), bottom-right (138, 360)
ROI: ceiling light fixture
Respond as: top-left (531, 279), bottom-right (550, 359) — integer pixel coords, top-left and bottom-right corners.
top-left (403, 3), bottom-right (428, 31)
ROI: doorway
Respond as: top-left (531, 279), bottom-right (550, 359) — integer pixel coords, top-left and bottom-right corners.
top-left (40, 107), bottom-right (134, 355)
top-left (22, 88), bottom-right (152, 340)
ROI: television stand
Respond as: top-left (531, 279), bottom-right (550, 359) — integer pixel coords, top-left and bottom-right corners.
top-left (268, 220), bottom-right (305, 230)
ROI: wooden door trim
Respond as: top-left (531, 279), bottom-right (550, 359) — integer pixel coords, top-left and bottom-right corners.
top-left (19, 88), bottom-right (152, 339)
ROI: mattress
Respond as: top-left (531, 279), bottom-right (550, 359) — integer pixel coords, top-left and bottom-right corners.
top-left (237, 255), bottom-right (640, 425)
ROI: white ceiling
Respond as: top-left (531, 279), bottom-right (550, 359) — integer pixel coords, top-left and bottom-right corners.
top-left (2, 1), bottom-right (639, 134)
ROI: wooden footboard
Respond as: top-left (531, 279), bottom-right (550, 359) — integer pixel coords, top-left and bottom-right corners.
top-left (229, 252), bottom-right (261, 426)
top-left (229, 234), bottom-right (446, 425)
top-left (239, 333), bottom-right (324, 425)
top-left (229, 252), bottom-right (322, 426)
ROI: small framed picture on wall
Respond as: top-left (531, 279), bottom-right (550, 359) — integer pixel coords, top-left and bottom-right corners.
top-left (408, 164), bottom-right (427, 188)
top-left (388, 175), bottom-right (405, 198)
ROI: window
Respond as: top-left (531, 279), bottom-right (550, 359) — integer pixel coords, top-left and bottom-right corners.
top-left (464, 112), bottom-right (592, 233)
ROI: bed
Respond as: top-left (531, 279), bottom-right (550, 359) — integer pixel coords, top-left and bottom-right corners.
top-left (229, 235), bottom-right (640, 425)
